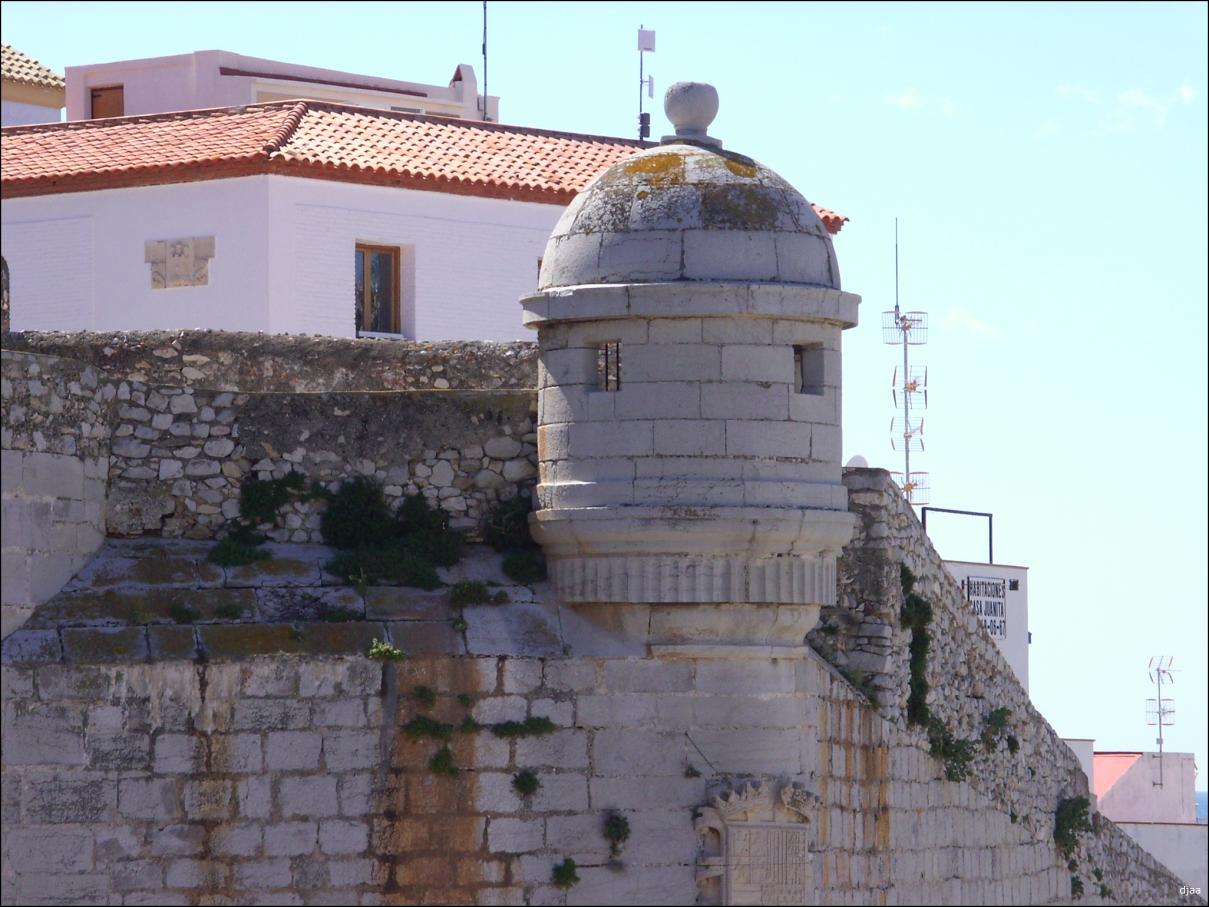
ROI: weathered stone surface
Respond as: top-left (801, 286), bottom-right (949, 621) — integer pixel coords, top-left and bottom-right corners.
top-left (62, 627), bottom-right (149, 663)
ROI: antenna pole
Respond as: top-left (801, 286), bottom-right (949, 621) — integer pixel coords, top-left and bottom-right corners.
top-left (1148, 656), bottom-right (1175, 788)
top-left (898, 221), bottom-right (909, 482)
top-left (639, 24), bottom-right (645, 142)
top-left (481, 1), bottom-right (489, 122)
top-left (884, 218), bottom-right (929, 506)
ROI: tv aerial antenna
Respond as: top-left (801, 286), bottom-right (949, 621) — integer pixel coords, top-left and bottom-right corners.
top-left (637, 26), bottom-right (656, 141)
top-left (884, 218), bottom-right (929, 505)
top-left (1146, 655), bottom-right (1176, 787)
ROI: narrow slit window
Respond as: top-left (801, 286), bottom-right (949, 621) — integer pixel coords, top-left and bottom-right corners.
top-left (794, 344), bottom-right (824, 395)
top-left (596, 341), bottom-right (622, 391)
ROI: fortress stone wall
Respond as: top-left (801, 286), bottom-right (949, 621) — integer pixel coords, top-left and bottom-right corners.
top-left (2, 333), bottom-right (541, 635)
top-left (1, 332), bottom-right (1199, 906)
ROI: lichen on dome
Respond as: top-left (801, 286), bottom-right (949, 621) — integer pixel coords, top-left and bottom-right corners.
top-left (537, 80), bottom-right (839, 292)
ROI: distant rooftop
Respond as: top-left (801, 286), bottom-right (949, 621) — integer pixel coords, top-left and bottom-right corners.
top-left (1, 43), bottom-right (64, 90)
top-left (0, 99), bottom-right (849, 232)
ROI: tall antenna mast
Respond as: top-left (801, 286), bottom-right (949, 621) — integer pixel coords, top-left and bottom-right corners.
top-left (637, 26), bottom-right (656, 142)
top-left (481, 1), bottom-right (490, 121)
top-left (1146, 656), bottom-right (1175, 787)
top-left (884, 218), bottom-right (929, 505)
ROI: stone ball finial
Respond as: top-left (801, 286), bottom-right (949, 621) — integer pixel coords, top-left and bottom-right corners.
top-left (662, 81), bottom-right (721, 147)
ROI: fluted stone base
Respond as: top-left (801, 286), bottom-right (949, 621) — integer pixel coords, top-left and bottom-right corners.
top-left (531, 505), bottom-right (855, 612)
top-left (548, 553), bottom-right (837, 605)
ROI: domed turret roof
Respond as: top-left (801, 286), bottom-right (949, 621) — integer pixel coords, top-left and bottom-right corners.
top-left (538, 82), bottom-right (839, 292)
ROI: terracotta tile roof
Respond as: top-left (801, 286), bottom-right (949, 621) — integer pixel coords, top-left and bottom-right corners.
top-left (2, 43), bottom-right (65, 90)
top-left (1, 100), bottom-right (848, 233)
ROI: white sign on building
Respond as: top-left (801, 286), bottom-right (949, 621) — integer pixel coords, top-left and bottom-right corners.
top-left (943, 560), bottom-right (1029, 690)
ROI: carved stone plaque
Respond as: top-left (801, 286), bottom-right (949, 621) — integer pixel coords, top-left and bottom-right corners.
top-left (145, 237), bottom-right (215, 288)
top-left (726, 823), bottom-right (810, 905)
top-left (695, 781), bottom-right (820, 906)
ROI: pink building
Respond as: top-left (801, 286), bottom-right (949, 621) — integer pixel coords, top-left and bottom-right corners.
top-left (65, 49), bottom-right (496, 123)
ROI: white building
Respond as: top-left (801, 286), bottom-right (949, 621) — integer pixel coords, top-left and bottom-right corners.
top-left (1, 44), bottom-right (65, 127)
top-left (1094, 750), bottom-right (1206, 894)
top-left (65, 49), bottom-right (497, 122)
top-left (1, 98), bottom-right (848, 341)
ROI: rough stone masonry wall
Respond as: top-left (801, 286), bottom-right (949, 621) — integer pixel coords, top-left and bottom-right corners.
top-left (2, 648), bottom-right (1196, 907)
top-left (2, 350), bottom-right (110, 635)
top-left (813, 466), bottom-right (1199, 903)
top-left (2, 331), bottom-right (541, 542)
top-left (1, 333), bottom-right (541, 635)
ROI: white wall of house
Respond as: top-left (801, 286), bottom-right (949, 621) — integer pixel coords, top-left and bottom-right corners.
top-left (1099, 752), bottom-right (1199, 824)
top-left (1, 177), bottom-right (271, 333)
top-left (66, 50), bottom-right (493, 120)
top-left (2, 175), bottom-right (559, 340)
top-left (1116, 822), bottom-right (1207, 895)
top-left (268, 176), bottom-right (556, 341)
top-left (1, 98), bottom-right (62, 127)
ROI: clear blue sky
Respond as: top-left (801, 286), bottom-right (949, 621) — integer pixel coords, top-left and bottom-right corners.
top-left (6, 1), bottom-right (1207, 786)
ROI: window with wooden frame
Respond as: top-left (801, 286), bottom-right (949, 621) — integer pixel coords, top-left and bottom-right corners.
top-left (354, 244), bottom-right (401, 336)
top-left (90, 85), bottom-right (124, 119)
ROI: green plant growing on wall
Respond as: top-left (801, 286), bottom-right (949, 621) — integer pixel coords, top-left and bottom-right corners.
top-left (485, 494), bottom-right (535, 550)
top-left (450, 580), bottom-right (509, 606)
top-left (411, 685), bottom-right (437, 709)
top-left (1092, 868), bottom-right (1103, 882)
top-left (450, 616), bottom-right (469, 633)
top-left (603, 812), bottom-right (631, 858)
top-left (839, 667), bottom-right (880, 707)
top-left (403, 716), bottom-right (454, 741)
top-left (1070, 876), bottom-right (1084, 899)
top-left (926, 718), bottom-right (977, 782)
top-left (367, 638), bottom-right (406, 661)
top-left (395, 493), bottom-right (462, 566)
top-left (512, 770), bottom-right (540, 798)
top-left (458, 716), bottom-right (480, 734)
top-left (327, 545), bottom-right (442, 590)
top-left (209, 535), bottom-right (273, 567)
top-left (320, 476), bottom-right (396, 548)
top-left (1006, 734), bottom-right (1020, 755)
top-left (239, 470), bottom-right (323, 527)
top-left (1054, 796), bottom-right (1092, 857)
top-left (1099, 884), bottom-right (1112, 899)
top-left (551, 858), bottom-right (579, 890)
top-left (170, 603), bottom-right (202, 624)
top-left (324, 487), bottom-right (464, 590)
top-left (502, 549), bottom-right (547, 585)
top-left (489, 717), bottom-right (557, 739)
top-left (981, 707), bottom-right (1012, 751)
top-left (429, 745), bottom-right (458, 777)
top-left (900, 565), bottom-right (934, 727)
top-left (456, 693), bottom-right (473, 708)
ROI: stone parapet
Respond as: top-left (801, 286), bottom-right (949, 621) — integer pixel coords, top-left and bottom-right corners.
top-left (3, 331), bottom-right (538, 393)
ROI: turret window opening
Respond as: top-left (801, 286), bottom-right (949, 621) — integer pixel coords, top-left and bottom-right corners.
top-left (596, 341), bottom-right (622, 391)
top-left (794, 344), bottom-right (824, 395)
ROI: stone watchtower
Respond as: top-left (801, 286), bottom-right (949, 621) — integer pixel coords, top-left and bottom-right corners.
top-left (522, 83), bottom-right (860, 647)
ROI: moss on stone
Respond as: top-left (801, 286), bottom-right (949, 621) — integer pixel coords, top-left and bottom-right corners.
top-left (198, 624), bottom-right (308, 659)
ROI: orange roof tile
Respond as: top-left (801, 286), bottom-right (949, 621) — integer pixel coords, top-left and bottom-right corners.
top-left (2, 43), bottom-right (65, 90)
top-left (1, 100), bottom-right (848, 233)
